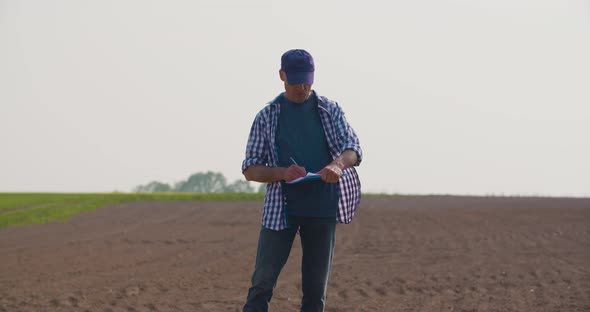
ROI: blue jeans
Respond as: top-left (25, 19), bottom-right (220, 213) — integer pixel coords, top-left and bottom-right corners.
top-left (243, 216), bottom-right (336, 312)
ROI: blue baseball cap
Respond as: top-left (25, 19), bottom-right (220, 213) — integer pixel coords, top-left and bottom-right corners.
top-left (281, 49), bottom-right (314, 85)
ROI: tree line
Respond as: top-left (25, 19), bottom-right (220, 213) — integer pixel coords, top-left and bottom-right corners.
top-left (133, 171), bottom-right (265, 193)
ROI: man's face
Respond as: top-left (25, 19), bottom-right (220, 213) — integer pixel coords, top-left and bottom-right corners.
top-left (280, 70), bottom-right (312, 104)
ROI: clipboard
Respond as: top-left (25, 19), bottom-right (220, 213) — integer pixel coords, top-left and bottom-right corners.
top-left (285, 172), bottom-right (348, 184)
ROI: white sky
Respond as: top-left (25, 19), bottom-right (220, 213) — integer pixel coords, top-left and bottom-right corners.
top-left (1, 0), bottom-right (589, 196)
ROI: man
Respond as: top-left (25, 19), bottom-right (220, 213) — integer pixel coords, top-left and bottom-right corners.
top-left (241, 49), bottom-right (363, 312)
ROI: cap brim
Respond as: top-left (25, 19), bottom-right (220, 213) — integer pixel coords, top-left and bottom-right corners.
top-left (286, 71), bottom-right (314, 85)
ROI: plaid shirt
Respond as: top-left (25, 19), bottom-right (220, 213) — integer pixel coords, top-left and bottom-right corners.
top-left (242, 91), bottom-right (363, 230)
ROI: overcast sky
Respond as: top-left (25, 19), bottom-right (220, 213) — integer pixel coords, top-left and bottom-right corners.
top-left (1, 0), bottom-right (589, 196)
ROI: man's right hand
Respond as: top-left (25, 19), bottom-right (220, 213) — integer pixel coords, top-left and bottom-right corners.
top-left (283, 164), bottom-right (307, 182)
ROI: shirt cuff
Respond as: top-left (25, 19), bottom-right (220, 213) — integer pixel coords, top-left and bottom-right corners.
top-left (242, 157), bottom-right (267, 172)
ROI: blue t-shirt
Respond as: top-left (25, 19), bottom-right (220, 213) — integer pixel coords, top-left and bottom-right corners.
top-left (276, 93), bottom-right (339, 218)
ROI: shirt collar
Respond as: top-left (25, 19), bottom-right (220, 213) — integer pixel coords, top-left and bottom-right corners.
top-left (270, 90), bottom-right (327, 110)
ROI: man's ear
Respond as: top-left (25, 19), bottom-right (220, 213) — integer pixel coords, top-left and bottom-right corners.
top-left (279, 70), bottom-right (287, 82)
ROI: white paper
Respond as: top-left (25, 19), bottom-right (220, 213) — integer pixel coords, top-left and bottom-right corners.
top-left (285, 172), bottom-right (322, 184)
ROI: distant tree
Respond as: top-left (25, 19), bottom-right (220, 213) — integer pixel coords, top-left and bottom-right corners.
top-left (134, 171), bottom-right (256, 193)
top-left (257, 183), bottom-right (267, 194)
top-left (225, 180), bottom-right (255, 193)
top-left (172, 180), bottom-right (185, 192)
top-left (133, 181), bottom-right (172, 193)
top-left (176, 171), bottom-right (228, 193)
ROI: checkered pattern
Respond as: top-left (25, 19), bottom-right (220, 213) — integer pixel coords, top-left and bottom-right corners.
top-left (242, 91), bottom-right (363, 230)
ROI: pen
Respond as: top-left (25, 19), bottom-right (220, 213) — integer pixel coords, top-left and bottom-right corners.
top-left (289, 157), bottom-right (299, 166)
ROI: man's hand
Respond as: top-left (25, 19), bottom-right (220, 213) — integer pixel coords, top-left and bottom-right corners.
top-left (283, 164), bottom-right (307, 182)
top-left (318, 150), bottom-right (359, 183)
top-left (318, 160), bottom-right (344, 184)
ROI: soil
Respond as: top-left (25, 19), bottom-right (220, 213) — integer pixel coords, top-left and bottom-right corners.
top-left (1, 196), bottom-right (589, 311)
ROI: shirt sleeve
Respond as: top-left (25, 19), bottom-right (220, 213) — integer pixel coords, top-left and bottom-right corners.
top-left (242, 110), bottom-right (270, 172)
top-left (334, 106), bottom-right (363, 166)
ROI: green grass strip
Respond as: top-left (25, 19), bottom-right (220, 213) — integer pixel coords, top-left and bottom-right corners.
top-left (0, 192), bottom-right (264, 229)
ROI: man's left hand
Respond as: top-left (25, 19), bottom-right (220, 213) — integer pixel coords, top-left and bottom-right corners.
top-left (318, 160), bottom-right (344, 183)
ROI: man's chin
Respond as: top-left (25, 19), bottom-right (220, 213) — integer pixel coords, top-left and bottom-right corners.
top-left (285, 92), bottom-right (310, 103)
top-left (296, 94), bottom-right (310, 103)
